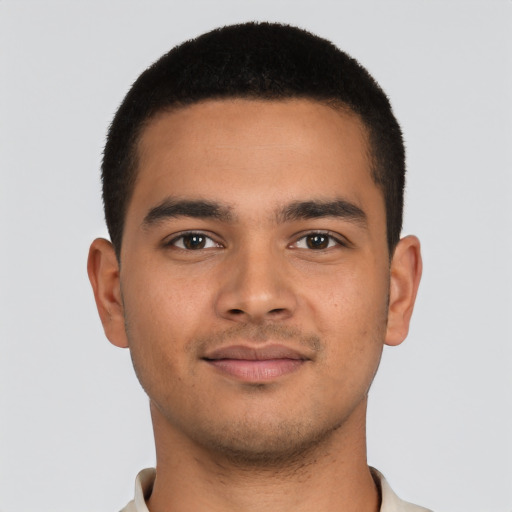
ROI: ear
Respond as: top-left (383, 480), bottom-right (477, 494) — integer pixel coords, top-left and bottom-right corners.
top-left (87, 238), bottom-right (129, 348)
top-left (385, 235), bottom-right (423, 346)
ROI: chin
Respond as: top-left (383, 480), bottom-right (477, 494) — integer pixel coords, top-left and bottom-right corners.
top-left (188, 415), bottom-right (345, 470)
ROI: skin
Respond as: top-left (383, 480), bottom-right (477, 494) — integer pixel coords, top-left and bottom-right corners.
top-left (88, 99), bottom-right (422, 512)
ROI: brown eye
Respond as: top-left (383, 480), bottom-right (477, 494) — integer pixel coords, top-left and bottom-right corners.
top-left (182, 234), bottom-right (207, 250)
top-left (306, 234), bottom-right (330, 249)
top-left (169, 233), bottom-right (220, 250)
top-left (293, 232), bottom-right (344, 250)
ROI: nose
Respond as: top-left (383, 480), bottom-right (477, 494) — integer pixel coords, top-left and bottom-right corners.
top-left (215, 245), bottom-right (297, 324)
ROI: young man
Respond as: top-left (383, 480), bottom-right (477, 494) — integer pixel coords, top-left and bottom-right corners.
top-left (88, 22), bottom-right (426, 512)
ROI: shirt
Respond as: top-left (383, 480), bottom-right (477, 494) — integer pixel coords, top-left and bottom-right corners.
top-left (120, 467), bottom-right (432, 512)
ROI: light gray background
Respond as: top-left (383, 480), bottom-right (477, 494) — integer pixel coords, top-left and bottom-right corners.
top-left (1, 1), bottom-right (511, 511)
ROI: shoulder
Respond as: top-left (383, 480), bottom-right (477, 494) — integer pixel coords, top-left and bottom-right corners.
top-left (119, 501), bottom-right (137, 512)
top-left (371, 467), bottom-right (433, 512)
top-left (119, 468), bottom-right (156, 512)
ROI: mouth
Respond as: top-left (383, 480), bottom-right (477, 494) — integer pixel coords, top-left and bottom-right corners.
top-left (202, 344), bottom-right (310, 382)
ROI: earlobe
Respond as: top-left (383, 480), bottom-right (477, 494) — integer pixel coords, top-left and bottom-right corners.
top-left (385, 235), bottom-right (422, 347)
top-left (87, 238), bottom-right (129, 348)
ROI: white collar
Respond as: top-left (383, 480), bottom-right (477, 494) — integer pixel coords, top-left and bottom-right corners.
top-left (122, 467), bottom-right (431, 512)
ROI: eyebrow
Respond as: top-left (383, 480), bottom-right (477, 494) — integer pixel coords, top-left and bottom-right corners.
top-left (143, 198), bottom-right (233, 227)
top-left (142, 197), bottom-right (367, 228)
top-left (279, 199), bottom-right (367, 226)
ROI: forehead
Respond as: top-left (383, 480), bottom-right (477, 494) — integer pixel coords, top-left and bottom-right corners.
top-left (129, 98), bottom-right (382, 224)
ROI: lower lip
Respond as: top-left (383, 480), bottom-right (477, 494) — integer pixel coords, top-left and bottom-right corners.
top-left (206, 359), bottom-right (305, 381)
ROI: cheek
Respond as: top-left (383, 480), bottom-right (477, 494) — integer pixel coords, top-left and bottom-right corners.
top-left (122, 260), bottom-right (214, 337)
top-left (120, 265), bottom-right (215, 390)
top-left (306, 263), bottom-right (388, 373)
top-left (307, 260), bottom-right (388, 326)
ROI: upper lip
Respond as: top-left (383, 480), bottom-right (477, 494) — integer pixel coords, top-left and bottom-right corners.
top-left (203, 344), bottom-right (310, 361)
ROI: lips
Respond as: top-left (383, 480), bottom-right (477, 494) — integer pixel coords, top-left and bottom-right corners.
top-left (203, 344), bottom-right (309, 382)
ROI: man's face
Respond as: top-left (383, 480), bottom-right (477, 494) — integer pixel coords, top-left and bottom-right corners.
top-left (112, 99), bottom-right (393, 461)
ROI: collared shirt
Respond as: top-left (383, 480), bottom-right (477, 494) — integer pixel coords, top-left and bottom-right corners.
top-left (120, 467), bottom-right (432, 512)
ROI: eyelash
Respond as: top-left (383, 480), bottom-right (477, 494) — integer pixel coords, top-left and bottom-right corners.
top-left (292, 232), bottom-right (347, 250)
top-left (165, 230), bottom-right (347, 251)
top-left (165, 232), bottom-right (222, 250)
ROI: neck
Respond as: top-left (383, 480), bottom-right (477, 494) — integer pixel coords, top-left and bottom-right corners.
top-left (146, 399), bottom-right (380, 512)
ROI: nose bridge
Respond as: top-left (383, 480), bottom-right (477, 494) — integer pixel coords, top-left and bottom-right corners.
top-left (215, 238), bottom-right (296, 322)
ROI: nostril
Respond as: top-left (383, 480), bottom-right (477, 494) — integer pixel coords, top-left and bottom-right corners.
top-left (269, 308), bottom-right (286, 315)
top-left (228, 309), bottom-right (245, 316)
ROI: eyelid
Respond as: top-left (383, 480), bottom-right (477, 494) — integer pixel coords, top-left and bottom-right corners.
top-left (290, 230), bottom-right (350, 249)
top-left (163, 230), bottom-right (224, 249)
